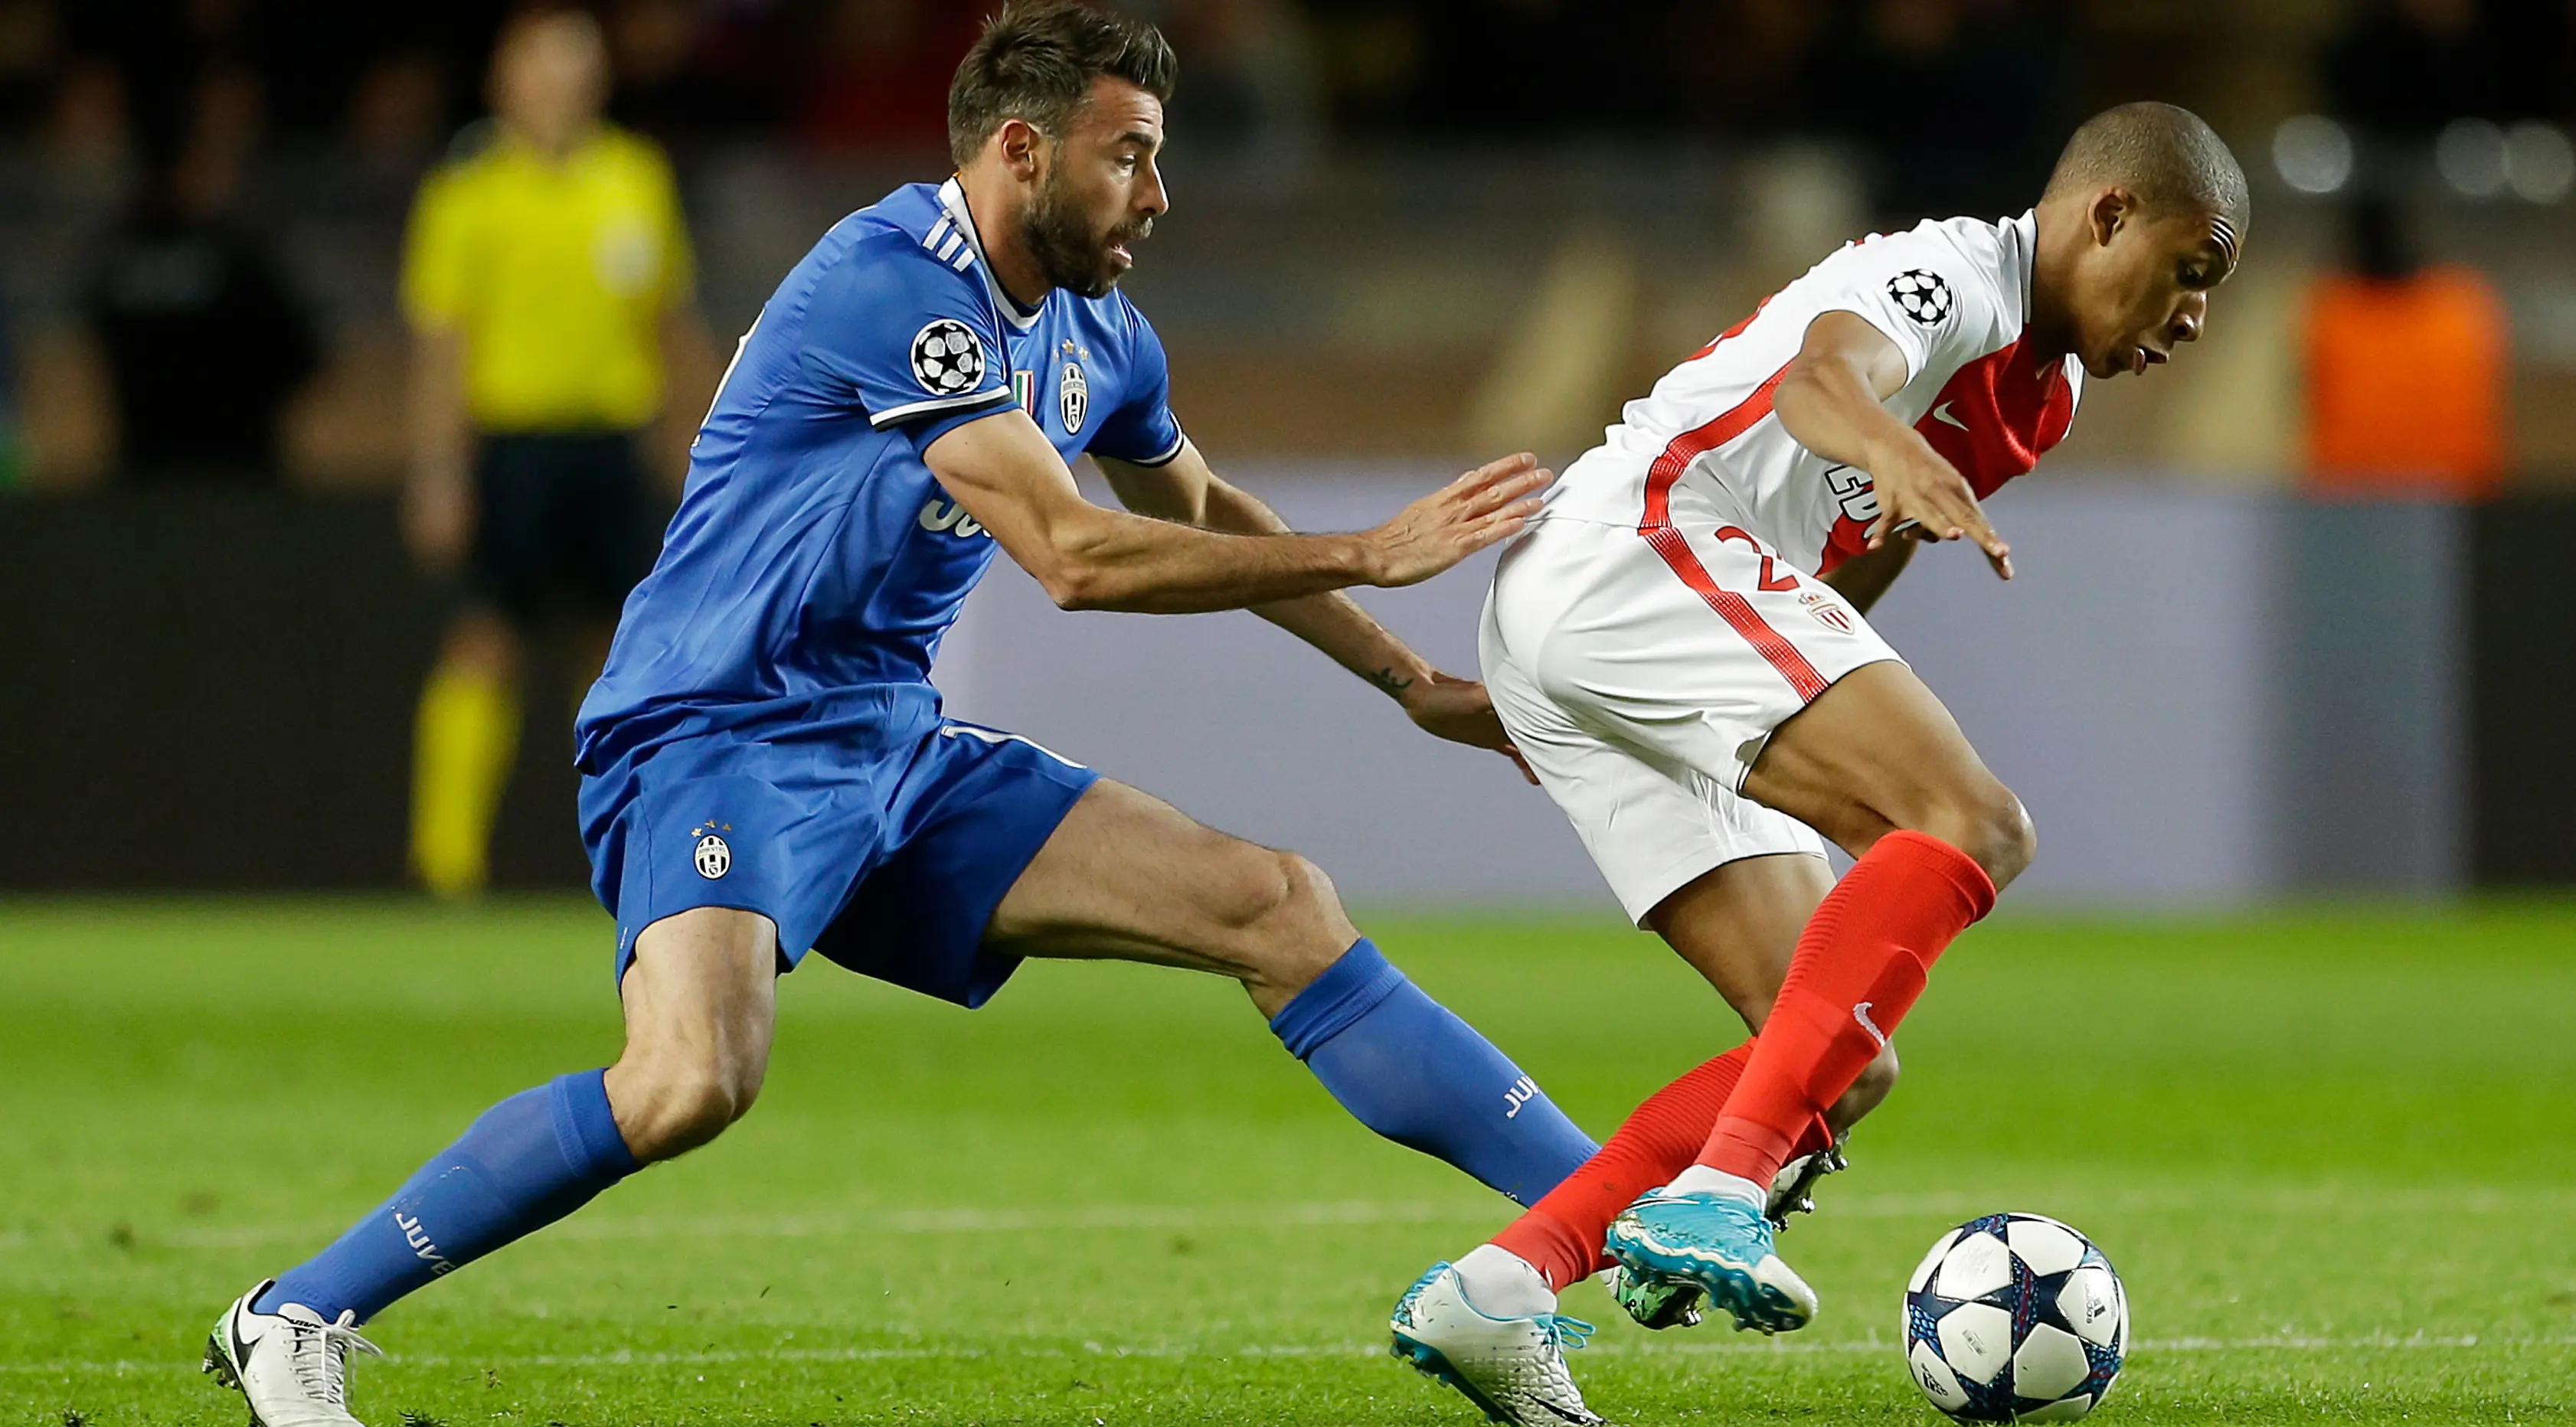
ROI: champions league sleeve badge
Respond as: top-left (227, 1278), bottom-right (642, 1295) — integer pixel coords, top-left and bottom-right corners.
top-left (1887, 269), bottom-right (1957, 328)
top-left (909, 318), bottom-right (987, 395)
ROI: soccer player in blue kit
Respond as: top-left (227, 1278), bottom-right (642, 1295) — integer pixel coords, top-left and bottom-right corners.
top-left (204, 6), bottom-right (1602, 1423)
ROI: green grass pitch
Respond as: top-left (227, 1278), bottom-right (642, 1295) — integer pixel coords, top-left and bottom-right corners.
top-left (3, 897), bottom-right (2571, 1425)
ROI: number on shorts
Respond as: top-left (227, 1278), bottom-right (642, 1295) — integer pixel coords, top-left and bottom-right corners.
top-left (1715, 525), bottom-right (1801, 593)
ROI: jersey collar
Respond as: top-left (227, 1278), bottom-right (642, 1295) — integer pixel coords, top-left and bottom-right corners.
top-left (2005, 209), bottom-right (2038, 313)
top-left (938, 177), bottom-right (1044, 332)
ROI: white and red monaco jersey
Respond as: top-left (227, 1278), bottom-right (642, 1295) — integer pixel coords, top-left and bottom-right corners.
top-left (1543, 211), bottom-right (2082, 576)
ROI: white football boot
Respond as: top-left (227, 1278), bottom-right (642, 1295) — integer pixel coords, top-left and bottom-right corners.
top-left (1389, 1262), bottom-right (1606, 1425)
top-left (204, 1279), bottom-right (384, 1427)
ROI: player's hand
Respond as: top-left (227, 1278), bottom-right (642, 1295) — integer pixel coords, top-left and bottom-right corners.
top-left (1400, 671), bottom-right (1539, 785)
top-left (404, 472), bottom-right (476, 573)
top-left (1865, 435), bottom-right (2012, 580)
top-left (1361, 452), bottom-right (1552, 587)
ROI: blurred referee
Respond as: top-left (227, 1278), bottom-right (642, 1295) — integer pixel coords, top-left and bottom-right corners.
top-left (401, 9), bottom-right (704, 898)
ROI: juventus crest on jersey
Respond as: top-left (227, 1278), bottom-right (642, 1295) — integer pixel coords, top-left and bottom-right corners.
top-left (1543, 211), bottom-right (2083, 576)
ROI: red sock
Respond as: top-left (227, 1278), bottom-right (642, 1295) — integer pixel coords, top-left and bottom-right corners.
top-left (1699, 831), bottom-right (1994, 1187)
top-left (1489, 1043), bottom-right (1832, 1291)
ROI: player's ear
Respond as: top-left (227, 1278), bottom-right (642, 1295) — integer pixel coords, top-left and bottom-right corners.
top-left (2088, 188), bottom-right (2129, 247)
top-left (995, 117), bottom-right (1046, 183)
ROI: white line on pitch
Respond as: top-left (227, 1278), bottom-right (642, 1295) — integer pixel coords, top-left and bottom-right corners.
top-left (10, 1333), bottom-right (2571, 1377)
top-left (17, 1182), bottom-right (2569, 1255)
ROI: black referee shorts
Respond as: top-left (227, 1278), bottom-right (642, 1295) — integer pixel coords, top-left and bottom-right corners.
top-left (467, 429), bottom-right (661, 626)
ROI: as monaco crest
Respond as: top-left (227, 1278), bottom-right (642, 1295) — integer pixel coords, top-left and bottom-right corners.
top-left (1798, 589), bottom-right (1855, 635)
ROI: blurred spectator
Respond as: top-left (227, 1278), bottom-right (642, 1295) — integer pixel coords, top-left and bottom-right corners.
top-left (1396, 0), bottom-right (1685, 136)
top-left (2323, 0), bottom-right (2509, 136)
top-left (347, 51), bottom-right (446, 181)
top-left (1806, 0), bottom-right (2067, 224)
top-left (1147, 0), bottom-right (1323, 170)
top-left (1668, 0), bottom-right (1830, 136)
top-left (45, 57), bottom-right (132, 206)
top-left (2302, 194), bottom-right (2507, 498)
top-left (400, 8), bottom-right (705, 898)
top-left (607, 0), bottom-right (795, 139)
top-left (0, 0), bottom-right (59, 129)
top-left (0, 301), bottom-right (21, 492)
top-left (795, 0), bottom-right (984, 154)
top-left (80, 72), bottom-right (319, 482)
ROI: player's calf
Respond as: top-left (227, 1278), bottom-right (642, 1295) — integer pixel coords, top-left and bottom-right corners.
top-left (1172, 836), bottom-right (1599, 1207)
top-left (1835, 1040), bottom-right (1901, 1132)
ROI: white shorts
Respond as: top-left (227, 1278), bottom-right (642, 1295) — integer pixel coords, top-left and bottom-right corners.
top-left (1479, 511), bottom-right (1903, 922)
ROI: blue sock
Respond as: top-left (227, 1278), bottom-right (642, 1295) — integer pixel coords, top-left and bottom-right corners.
top-left (255, 1070), bottom-right (640, 1322)
top-left (1269, 939), bottom-right (1597, 1207)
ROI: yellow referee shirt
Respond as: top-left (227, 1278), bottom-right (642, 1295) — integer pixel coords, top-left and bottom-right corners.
top-left (402, 122), bottom-right (693, 433)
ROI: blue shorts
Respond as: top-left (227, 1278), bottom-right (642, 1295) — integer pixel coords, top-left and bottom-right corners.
top-left (579, 709), bottom-right (1097, 1007)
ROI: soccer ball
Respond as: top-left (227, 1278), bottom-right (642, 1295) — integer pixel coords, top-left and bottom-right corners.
top-left (1901, 1213), bottom-right (2127, 1422)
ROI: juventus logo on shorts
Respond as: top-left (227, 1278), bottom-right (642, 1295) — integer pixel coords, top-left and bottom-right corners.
top-left (693, 833), bottom-right (731, 879)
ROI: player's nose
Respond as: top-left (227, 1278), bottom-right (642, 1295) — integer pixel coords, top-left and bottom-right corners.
top-left (2171, 292), bottom-right (2207, 344)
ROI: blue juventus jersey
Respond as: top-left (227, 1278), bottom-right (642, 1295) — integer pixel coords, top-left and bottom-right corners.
top-left (576, 178), bottom-right (1184, 769)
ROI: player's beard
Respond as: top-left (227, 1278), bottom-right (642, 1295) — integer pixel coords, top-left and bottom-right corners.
top-left (1023, 168), bottom-right (1146, 300)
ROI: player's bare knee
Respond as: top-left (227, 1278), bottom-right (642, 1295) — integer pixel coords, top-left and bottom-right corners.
top-left (610, 1045), bottom-right (764, 1164)
top-left (1916, 779), bottom-right (2035, 891)
top-left (1224, 849), bottom-right (1355, 996)
top-left (1973, 789), bottom-right (2037, 890)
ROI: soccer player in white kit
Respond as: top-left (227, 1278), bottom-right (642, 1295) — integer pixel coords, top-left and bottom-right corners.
top-left (1388, 103), bottom-right (2248, 1425)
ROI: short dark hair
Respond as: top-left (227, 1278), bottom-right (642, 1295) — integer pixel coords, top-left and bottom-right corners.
top-left (947, 2), bottom-right (1177, 168)
top-left (2044, 102), bottom-right (2249, 230)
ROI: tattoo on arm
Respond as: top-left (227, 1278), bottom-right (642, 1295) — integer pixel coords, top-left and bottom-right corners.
top-left (1365, 666), bottom-right (1416, 700)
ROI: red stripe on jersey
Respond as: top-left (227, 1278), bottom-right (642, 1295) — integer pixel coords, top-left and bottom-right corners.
top-left (1685, 293), bottom-right (1780, 361)
top-left (1636, 360), bottom-right (1829, 703)
top-left (1639, 363), bottom-right (1792, 527)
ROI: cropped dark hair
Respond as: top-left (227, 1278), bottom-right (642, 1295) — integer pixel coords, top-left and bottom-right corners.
top-left (2045, 102), bottom-right (2249, 230)
top-left (947, 2), bottom-right (1177, 167)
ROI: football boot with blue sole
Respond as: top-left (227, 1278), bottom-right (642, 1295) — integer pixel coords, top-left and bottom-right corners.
top-left (1610, 1143), bottom-right (1849, 1331)
top-left (1604, 1188), bottom-right (1818, 1335)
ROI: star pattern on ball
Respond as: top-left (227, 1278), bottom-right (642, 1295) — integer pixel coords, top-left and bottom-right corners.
top-left (1902, 1213), bottom-right (2127, 1422)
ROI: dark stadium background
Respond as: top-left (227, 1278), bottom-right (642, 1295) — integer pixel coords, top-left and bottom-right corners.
top-left (4, 10), bottom-right (2573, 1427)
top-left (0, 0), bottom-right (2570, 896)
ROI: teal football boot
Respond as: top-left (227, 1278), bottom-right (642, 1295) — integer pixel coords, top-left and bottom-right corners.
top-left (1604, 1188), bottom-right (1817, 1335)
top-left (1609, 1143), bottom-right (1849, 1331)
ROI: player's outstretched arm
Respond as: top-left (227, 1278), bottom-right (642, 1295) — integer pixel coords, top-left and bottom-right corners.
top-left (1098, 439), bottom-right (1536, 779)
top-left (925, 410), bottom-right (1549, 614)
top-left (1774, 311), bottom-right (2012, 580)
